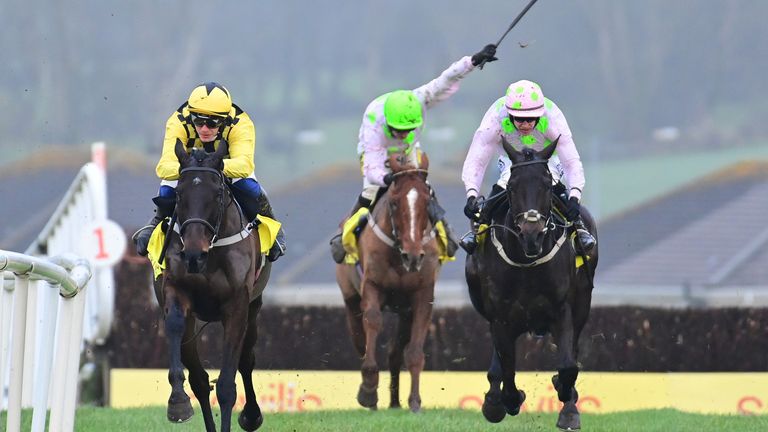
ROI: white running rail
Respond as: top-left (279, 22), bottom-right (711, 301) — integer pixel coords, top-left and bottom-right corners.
top-left (1, 251), bottom-right (92, 432)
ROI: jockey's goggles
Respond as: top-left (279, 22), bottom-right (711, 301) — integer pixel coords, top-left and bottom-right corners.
top-left (190, 113), bottom-right (226, 128)
top-left (512, 116), bottom-right (539, 124)
top-left (389, 126), bottom-right (416, 135)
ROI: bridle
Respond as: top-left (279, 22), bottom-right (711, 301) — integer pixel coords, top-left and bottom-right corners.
top-left (176, 166), bottom-right (229, 247)
top-left (480, 158), bottom-right (569, 265)
top-left (368, 168), bottom-right (436, 253)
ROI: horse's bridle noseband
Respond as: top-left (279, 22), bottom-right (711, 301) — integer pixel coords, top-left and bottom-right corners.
top-left (177, 166), bottom-right (228, 246)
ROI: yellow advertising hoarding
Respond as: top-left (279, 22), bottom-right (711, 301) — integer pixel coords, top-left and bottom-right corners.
top-left (111, 370), bottom-right (768, 415)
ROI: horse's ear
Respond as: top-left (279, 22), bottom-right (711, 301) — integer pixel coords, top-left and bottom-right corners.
top-left (214, 139), bottom-right (229, 159)
top-left (389, 153), bottom-right (402, 173)
top-left (540, 135), bottom-right (560, 160)
top-left (418, 151), bottom-right (429, 172)
top-left (501, 135), bottom-right (524, 164)
top-left (175, 139), bottom-right (190, 165)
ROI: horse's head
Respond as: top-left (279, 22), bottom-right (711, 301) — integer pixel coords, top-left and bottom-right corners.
top-left (501, 136), bottom-right (559, 258)
top-left (173, 139), bottom-right (229, 273)
top-left (387, 152), bottom-right (431, 272)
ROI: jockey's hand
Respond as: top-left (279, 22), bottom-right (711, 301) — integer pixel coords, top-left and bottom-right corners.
top-left (471, 44), bottom-right (498, 67)
top-left (565, 197), bottom-right (581, 220)
top-left (383, 173), bottom-right (394, 186)
top-left (464, 195), bottom-right (482, 220)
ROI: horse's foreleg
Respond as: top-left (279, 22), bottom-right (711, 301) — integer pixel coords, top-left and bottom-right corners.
top-left (218, 296), bottom-right (249, 432)
top-left (388, 309), bottom-right (412, 409)
top-left (357, 282), bottom-right (384, 409)
top-left (164, 296), bottom-right (194, 423)
top-left (238, 297), bottom-right (264, 432)
top-left (552, 303), bottom-right (581, 431)
top-left (343, 294), bottom-right (366, 357)
top-left (404, 290), bottom-right (433, 413)
top-left (180, 316), bottom-right (215, 432)
top-left (491, 322), bottom-right (526, 419)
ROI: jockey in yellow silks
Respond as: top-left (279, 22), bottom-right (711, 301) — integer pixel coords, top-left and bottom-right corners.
top-left (133, 82), bottom-right (286, 262)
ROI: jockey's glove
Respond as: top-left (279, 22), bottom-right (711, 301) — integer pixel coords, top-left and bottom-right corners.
top-left (471, 44), bottom-right (498, 67)
top-left (565, 197), bottom-right (581, 220)
top-left (464, 195), bottom-right (482, 221)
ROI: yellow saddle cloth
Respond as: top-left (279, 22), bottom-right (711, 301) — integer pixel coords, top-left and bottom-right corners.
top-left (340, 207), bottom-right (455, 265)
top-left (147, 215), bottom-right (282, 279)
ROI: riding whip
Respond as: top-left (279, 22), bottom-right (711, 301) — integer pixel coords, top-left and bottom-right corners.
top-left (477, 0), bottom-right (541, 69)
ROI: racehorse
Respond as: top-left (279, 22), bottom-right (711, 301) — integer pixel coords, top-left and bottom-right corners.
top-left (154, 139), bottom-right (270, 432)
top-left (465, 137), bottom-right (598, 431)
top-left (335, 151), bottom-right (440, 413)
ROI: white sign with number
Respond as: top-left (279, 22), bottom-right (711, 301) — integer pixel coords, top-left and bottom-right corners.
top-left (79, 219), bottom-right (127, 268)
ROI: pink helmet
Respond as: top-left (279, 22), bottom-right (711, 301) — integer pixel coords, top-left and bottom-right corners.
top-left (505, 80), bottom-right (545, 117)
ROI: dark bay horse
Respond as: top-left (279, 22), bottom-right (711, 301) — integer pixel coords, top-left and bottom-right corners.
top-left (465, 137), bottom-right (598, 431)
top-left (336, 152), bottom-right (440, 412)
top-left (154, 140), bottom-right (271, 432)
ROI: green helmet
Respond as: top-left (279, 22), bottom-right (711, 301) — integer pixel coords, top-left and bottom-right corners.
top-left (384, 90), bottom-right (423, 130)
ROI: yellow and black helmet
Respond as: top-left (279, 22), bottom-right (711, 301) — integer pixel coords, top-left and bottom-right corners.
top-left (187, 82), bottom-right (232, 116)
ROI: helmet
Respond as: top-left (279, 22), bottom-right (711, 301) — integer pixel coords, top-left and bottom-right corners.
top-left (505, 80), bottom-right (545, 117)
top-left (384, 90), bottom-right (423, 130)
top-left (187, 82), bottom-right (232, 116)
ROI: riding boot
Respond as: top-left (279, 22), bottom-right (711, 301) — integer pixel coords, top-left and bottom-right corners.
top-left (460, 184), bottom-right (506, 255)
top-left (572, 217), bottom-right (596, 253)
top-left (459, 223), bottom-right (480, 255)
top-left (132, 195), bottom-right (176, 257)
top-left (426, 194), bottom-right (459, 257)
top-left (329, 195), bottom-right (370, 264)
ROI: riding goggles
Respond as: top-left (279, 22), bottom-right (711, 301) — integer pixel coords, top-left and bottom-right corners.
top-left (512, 116), bottom-right (539, 124)
top-left (190, 113), bottom-right (226, 128)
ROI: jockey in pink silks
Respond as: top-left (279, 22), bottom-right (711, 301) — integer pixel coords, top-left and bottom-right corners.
top-left (459, 79), bottom-right (597, 254)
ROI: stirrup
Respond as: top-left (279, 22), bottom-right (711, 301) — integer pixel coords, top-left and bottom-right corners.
top-left (132, 225), bottom-right (155, 257)
top-left (329, 234), bottom-right (346, 264)
top-left (575, 228), bottom-right (596, 253)
top-left (459, 232), bottom-right (478, 255)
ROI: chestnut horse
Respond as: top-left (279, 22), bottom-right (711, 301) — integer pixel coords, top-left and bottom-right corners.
top-left (465, 138), bottom-right (598, 431)
top-left (154, 140), bottom-right (270, 432)
top-left (336, 152), bottom-right (440, 412)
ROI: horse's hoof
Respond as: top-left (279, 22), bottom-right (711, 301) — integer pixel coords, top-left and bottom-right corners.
top-left (408, 397), bottom-right (421, 413)
top-left (389, 402), bottom-right (402, 409)
top-left (502, 389), bottom-right (526, 416)
top-left (167, 399), bottom-right (194, 423)
top-left (238, 410), bottom-right (264, 431)
top-left (481, 392), bottom-right (506, 423)
top-left (557, 401), bottom-right (581, 431)
top-left (357, 385), bottom-right (378, 409)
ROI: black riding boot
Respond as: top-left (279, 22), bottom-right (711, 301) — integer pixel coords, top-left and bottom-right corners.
top-left (132, 195), bottom-right (176, 257)
top-left (572, 217), bottom-right (596, 253)
top-left (552, 182), bottom-right (596, 253)
top-left (329, 195), bottom-right (370, 264)
top-left (426, 194), bottom-right (459, 257)
top-left (459, 184), bottom-right (507, 255)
